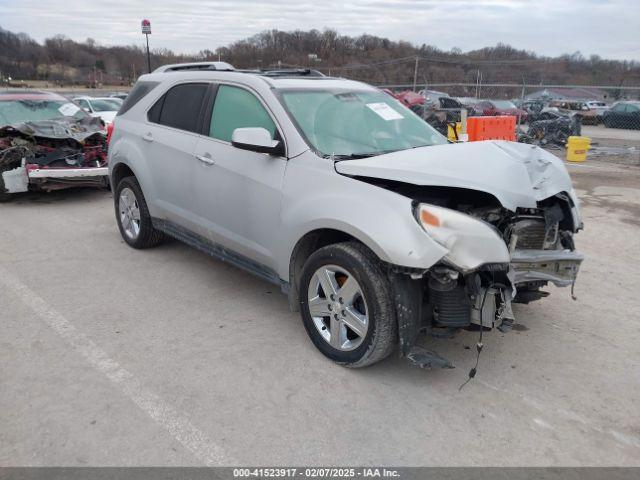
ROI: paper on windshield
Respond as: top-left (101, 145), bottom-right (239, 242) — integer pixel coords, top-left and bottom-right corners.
top-left (58, 102), bottom-right (81, 117)
top-left (366, 102), bottom-right (404, 121)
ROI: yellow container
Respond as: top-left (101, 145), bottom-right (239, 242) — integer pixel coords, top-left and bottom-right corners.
top-left (566, 136), bottom-right (591, 162)
top-left (447, 122), bottom-right (462, 141)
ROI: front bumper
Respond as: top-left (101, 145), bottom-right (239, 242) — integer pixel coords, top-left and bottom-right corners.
top-left (28, 167), bottom-right (109, 179)
top-left (510, 249), bottom-right (584, 287)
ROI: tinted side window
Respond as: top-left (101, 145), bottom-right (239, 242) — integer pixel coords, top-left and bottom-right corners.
top-left (156, 83), bottom-right (208, 133)
top-left (209, 85), bottom-right (276, 142)
top-left (118, 81), bottom-right (159, 116)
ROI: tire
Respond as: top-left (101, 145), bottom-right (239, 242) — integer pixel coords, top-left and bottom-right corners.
top-left (114, 176), bottom-right (165, 249)
top-left (299, 241), bottom-right (397, 368)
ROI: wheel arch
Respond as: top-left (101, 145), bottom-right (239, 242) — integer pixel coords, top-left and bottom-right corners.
top-left (110, 162), bottom-right (137, 189)
top-left (287, 227), bottom-right (383, 312)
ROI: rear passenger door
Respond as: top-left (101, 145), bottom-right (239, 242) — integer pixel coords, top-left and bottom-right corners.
top-left (192, 84), bottom-right (287, 271)
top-left (144, 82), bottom-right (209, 229)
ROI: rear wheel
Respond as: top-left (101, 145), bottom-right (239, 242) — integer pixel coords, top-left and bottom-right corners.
top-left (299, 242), bottom-right (396, 368)
top-left (114, 176), bottom-right (165, 248)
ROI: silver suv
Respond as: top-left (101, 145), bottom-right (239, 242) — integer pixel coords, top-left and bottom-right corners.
top-left (108, 63), bottom-right (584, 369)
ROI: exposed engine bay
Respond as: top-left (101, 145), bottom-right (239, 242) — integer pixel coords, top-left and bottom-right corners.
top-left (0, 117), bottom-right (108, 200)
top-left (334, 140), bottom-right (585, 369)
top-left (368, 179), bottom-right (582, 332)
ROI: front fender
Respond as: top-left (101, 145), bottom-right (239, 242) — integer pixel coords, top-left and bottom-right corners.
top-left (277, 157), bottom-right (449, 280)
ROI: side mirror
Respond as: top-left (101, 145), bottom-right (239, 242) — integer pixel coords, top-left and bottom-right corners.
top-left (231, 127), bottom-right (283, 156)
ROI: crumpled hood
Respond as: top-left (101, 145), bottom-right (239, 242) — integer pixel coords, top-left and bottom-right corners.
top-left (335, 140), bottom-right (576, 211)
top-left (0, 116), bottom-right (105, 144)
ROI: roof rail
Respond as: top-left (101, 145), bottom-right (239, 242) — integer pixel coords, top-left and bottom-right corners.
top-left (258, 68), bottom-right (325, 77)
top-left (153, 61), bottom-right (235, 73)
top-left (151, 63), bottom-right (327, 79)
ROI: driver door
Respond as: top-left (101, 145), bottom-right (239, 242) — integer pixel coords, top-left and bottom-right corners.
top-left (192, 84), bottom-right (287, 271)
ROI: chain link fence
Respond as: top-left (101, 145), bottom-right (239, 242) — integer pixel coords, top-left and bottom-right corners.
top-left (375, 82), bottom-right (640, 164)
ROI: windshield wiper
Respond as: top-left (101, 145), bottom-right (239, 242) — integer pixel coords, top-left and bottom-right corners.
top-left (328, 150), bottom-right (399, 160)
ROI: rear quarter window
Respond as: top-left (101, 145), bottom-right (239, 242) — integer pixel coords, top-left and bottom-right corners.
top-left (117, 81), bottom-right (159, 116)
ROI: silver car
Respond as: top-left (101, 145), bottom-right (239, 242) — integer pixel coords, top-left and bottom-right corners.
top-left (108, 63), bottom-right (584, 369)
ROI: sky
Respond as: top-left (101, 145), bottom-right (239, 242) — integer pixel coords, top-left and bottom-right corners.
top-left (1, 0), bottom-right (639, 61)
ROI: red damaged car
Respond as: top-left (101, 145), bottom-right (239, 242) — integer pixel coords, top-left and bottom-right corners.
top-left (0, 90), bottom-right (109, 201)
top-left (475, 99), bottom-right (528, 122)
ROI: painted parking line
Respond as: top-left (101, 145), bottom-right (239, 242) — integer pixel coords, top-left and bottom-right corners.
top-left (0, 267), bottom-right (235, 466)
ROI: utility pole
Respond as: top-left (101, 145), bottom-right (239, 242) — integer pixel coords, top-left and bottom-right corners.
top-left (413, 57), bottom-right (419, 91)
top-left (475, 69), bottom-right (483, 98)
top-left (517, 75), bottom-right (526, 130)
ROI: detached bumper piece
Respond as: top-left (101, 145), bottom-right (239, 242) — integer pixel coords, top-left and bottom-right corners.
top-left (510, 249), bottom-right (584, 287)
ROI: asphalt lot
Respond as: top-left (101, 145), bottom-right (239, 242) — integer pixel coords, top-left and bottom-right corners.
top-left (1, 157), bottom-right (639, 466)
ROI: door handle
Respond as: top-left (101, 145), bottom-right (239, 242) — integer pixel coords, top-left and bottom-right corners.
top-left (142, 132), bottom-right (154, 142)
top-left (195, 154), bottom-right (215, 165)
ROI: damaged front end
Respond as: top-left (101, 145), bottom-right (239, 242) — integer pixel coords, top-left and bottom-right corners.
top-left (393, 190), bottom-right (583, 368)
top-left (0, 117), bottom-right (108, 200)
top-left (336, 141), bottom-right (585, 368)
top-left (390, 205), bottom-right (583, 369)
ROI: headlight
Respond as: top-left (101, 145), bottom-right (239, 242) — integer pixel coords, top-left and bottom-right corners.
top-left (415, 203), bottom-right (510, 271)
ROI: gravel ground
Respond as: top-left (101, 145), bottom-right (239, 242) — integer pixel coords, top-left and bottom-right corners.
top-left (1, 158), bottom-right (639, 466)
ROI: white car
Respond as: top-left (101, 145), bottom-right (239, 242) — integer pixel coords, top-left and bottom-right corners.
top-left (72, 96), bottom-right (120, 125)
top-left (107, 63), bottom-right (584, 369)
top-left (585, 101), bottom-right (609, 119)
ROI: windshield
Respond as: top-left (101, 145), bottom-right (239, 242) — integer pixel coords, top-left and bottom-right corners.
top-left (492, 100), bottom-right (517, 109)
top-left (278, 88), bottom-right (447, 157)
top-left (90, 99), bottom-right (120, 112)
top-left (0, 99), bottom-right (88, 127)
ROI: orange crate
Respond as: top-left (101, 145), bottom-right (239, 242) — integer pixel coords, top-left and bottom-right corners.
top-left (467, 116), bottom-right (516, 142)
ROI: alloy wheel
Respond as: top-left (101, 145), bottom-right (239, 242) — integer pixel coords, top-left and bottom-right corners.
top-left (118, 187), bottom-right (141, 240)
top-left (307, 265), bottom-right (369, 351)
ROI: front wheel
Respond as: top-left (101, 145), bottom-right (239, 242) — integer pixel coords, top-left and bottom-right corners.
top-left (299, 242), bottom-right (397, 368)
